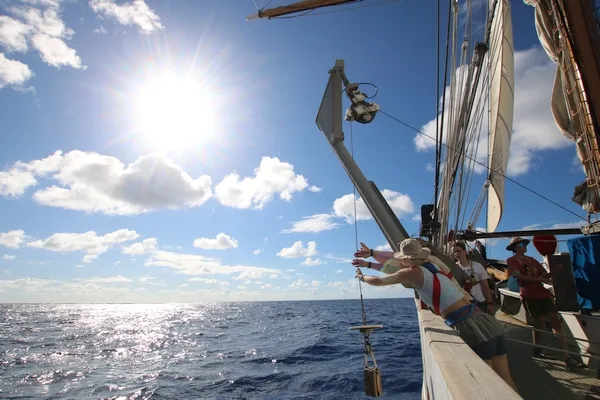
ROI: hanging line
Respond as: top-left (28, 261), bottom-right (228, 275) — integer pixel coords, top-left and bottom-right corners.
top-left (349, 121), bottom-right (377, 370)
top-left (350, 121), bottom-right (369, 327)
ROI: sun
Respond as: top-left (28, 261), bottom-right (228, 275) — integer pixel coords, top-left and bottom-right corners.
top-left (132, 74), bottom-right (217, 151)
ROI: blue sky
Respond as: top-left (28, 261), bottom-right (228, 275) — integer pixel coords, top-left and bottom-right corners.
top-left (0, 0), bottom-right (588, 303)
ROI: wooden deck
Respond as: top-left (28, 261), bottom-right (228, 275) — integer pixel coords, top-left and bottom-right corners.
top-left (496, 313), bottom-right (600, 399)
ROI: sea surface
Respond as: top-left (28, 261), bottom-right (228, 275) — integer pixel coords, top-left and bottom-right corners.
top-left (0, 299), bottom-right (422, 399)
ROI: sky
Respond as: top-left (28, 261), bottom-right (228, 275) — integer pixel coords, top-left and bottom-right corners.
top-left (0, 0), bottom-right (590, 303)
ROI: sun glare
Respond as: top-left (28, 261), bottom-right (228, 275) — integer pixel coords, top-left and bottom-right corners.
top-left (133, 75), bottom-right (217, 151)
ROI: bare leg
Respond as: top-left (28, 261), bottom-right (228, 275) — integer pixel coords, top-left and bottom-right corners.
top-left (492, 355), bottom-right (519, 393)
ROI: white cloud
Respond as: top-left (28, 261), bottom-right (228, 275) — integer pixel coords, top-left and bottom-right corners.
top-left (193, 233), bottom-right (238, 250)
top-left (277, 241), bottom-right (317, 259)
top-left (252, 248), bottom-right (263, 255)
top-left (334, 269), bottom-right (343, 273)
top-left (301, 257), bottom-right (322, 266)
top-left (3, 254), bottom-right (15, 260)
top-left (0, 230), bottom-right (26, 249)
top-left (123, 237), bottom-right (280, 280)
top-left (277, 241), bottom-right (320, 266)
top-left (0, 274), bottom-right (414, 302)
top-left (76, 275), bottom-right (132, 284)
top-left (0, 2), bottom-right (85, 76)
top-left (333, 189), bottom-right (414, 223)
top-left (0, 16), bottom-right (31, 52)
top-left (290, 279), bottom-right (309, 287)
top-left (189, 277), bottom-right (230, 286)
top-left (93, 25), bottom-right (107, 34)
top-left (31, 33), bottom-right (83, 68)
top-left (375, 243), bottom-right (392, 252)
top-left (89, 0), bottom-right (163, 33)
top-left (412, 214), bottom-right (422, 222)
top-left (27, 229), bottom-right (139, 263)
top-left (415, 47), bottom-right (572, 176)
top-left (282, 213), bottom-right (340, 233)
top-left (215, 156), bottom-right (311, 210)
top-left (0, 150), bottom-right (213, 215)
top-left (550, 221), bottom-right (586, 230)
top-left (0, 0), bottom-right (163, 91)
top-left (284, 189), bottom-right (414, 233)
top-left (122, 238), bottom-right (157, 255)
top-left (0, 53), bottom-right (33, 88)
top-left (324, 254), bottom-right (352, 264)
top-left (309, 185), bottom-right (322, 192)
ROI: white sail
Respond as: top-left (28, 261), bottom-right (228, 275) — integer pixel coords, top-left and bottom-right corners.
top-left (486, 0), bottom-right (514, 232)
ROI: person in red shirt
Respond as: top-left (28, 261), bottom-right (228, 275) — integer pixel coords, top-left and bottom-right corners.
top-left (505, 237), bottom-right (578, 370)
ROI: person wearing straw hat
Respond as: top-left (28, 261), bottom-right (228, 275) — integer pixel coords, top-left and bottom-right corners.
top-left (354, 238), bottom-right (518, 392)
top-left (505, 236), bottom-right (579, 370)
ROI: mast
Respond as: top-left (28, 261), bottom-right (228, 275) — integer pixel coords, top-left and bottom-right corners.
top-left (246, 0), bottom-right (359, 20)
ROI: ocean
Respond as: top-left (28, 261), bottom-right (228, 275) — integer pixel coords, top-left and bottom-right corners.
top-left (0, 298), bottom-right (422, 399)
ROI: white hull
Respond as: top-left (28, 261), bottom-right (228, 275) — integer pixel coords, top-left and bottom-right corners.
top-left (415, 298), bottom-right (522, 399)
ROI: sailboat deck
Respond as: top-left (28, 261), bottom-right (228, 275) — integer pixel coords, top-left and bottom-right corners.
top-left (496, 313), bottom-right (600, 399)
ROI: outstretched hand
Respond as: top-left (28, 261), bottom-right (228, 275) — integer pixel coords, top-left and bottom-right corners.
top-left (352, 258), bottom-right (369, 268)
top-left (354, 242), bottom-right (372, 258)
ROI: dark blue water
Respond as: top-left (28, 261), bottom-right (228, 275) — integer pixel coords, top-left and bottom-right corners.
top-left (0, 299), bottom-right (422, 399)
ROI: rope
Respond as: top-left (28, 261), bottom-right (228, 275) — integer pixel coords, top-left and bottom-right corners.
top-left (378, 109), bottom-right (588, 222)
top-left (349, 121), bottom-right (375, 366)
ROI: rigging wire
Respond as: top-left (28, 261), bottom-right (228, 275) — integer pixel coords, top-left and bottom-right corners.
top-left (435, 0), bottom-right (440, 219)
top-left (378, 109), bottom-right (588, 222)
top-left (270, 0), bottom-right (400, 19)
top-left (260, 0), bottom-right (274, 11)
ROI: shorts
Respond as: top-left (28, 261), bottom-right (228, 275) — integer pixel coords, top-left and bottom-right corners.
top-left (523, 298), bottom-right (557, 317)
top-left (476, 301), bottom-right (488, 313)
top-left (470, 334), bottom-right (509, 360)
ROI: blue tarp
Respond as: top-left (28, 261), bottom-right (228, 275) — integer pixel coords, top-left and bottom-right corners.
top-left (567, 236), bottom-right (600, 311)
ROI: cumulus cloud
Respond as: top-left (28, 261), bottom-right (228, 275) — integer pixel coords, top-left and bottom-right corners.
top-left (0, 230), bottom-right (26, 249)
top-left (415, 47), bottom-right (573, 177)
top-left (189, 277), bottom-right (230, 286)
top-left (122, 238), bottom-right (157, 255)
top-left (0, 151), bottom-right (213, 215)
top-left (3, 254), bottom-right (16, 260)
top-left (282, 213), bottom-right (340, 233)
top-left (276, 241), bottom-right (317, 259)
top-left (301, 257), bottom-right (322, 266)
top-left (122, 237), bottom-right (280, 280)
top-left (0, 151), bottom-right (314, 215)
top-left (277, 241), bottom-right (321, 266)
top-left (284, 189), bottom-right (414, 233)
top-left (215, 157), bottom-right (311, 210)
top-left (27, 229), bottom-right (139, 263)
top-left (252, 248), bottom-right (263, 255)
top-left (89, 0), bottom-right (163, 33)
top-left (0, 53), bottom-right (33, 88)
top-left (193, 233), bottom-right (238, 250)
top-left (0, 0), bottom-right (162, 90)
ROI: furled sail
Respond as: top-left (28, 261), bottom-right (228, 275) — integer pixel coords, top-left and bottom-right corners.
top-left (525, 0), bottom-right (600, 214)
top-left (486, 0), bottom-right (514, 232)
